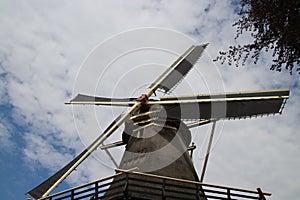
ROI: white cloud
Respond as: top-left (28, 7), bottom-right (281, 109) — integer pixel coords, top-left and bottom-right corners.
top-left (0, 0), bottom-right (299, 199)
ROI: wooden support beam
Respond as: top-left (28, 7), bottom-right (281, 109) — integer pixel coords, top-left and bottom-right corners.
top-left (200, 120), bottom-right (217, 182)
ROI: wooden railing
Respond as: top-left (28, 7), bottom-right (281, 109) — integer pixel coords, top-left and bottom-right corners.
top-left (33, 170), bottom-right (270, 200)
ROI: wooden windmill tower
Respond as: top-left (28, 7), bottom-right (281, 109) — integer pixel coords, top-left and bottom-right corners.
top-left (27, 45), bottom-right (289, 200)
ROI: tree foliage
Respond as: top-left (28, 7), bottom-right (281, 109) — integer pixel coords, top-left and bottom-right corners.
top-left (214, 0), bottom-right (300, 74)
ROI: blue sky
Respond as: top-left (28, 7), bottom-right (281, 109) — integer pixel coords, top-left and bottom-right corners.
top-left (0, 1), bottom-right (299, 199)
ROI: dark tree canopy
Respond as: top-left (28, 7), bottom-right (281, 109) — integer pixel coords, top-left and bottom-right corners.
top-left (214, 0), bottom-right (300, 75)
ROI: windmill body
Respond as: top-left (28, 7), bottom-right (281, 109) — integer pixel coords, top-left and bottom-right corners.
top-left (102, 119), bottom-right (207, 200)
top-left (120, 120), bottom-right (195, 179)
top-left (27, 45), bottom-right (289, 200)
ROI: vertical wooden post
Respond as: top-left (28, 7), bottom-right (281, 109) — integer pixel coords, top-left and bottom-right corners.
top-left (123, 173), bottom-right (129, 200)
top-left (257, 188), bottom-right (267, 200)
top-left (162, 178), bottom-right (166, 200)
top-left (227, 188), bottom-right (231, 199)
top-left (196, 184), bottom-right (200, 200)
top-left (71, 189), bottom-right (74, 200)
top-left (94, 182), bottom-right (99, 199)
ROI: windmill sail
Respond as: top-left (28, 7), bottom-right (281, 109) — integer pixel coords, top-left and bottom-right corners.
top-left (67, 89), bottom-right (289, 121)
top-left (66, 94), bottom-right (137, 106)
top-left (151, 88), bottom-right (289, 120)
top-left (148, 44), bottom-right (208, 93)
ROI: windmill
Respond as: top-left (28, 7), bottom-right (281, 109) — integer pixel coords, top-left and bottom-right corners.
top-left (27, 45), bottom-right (289, 200)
